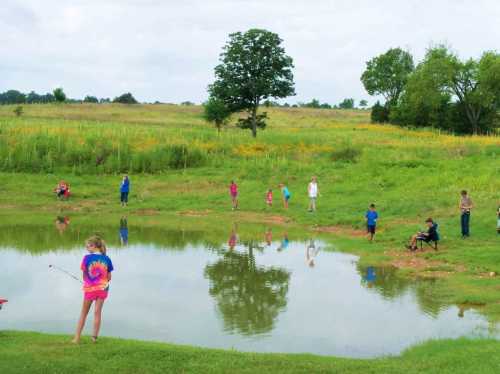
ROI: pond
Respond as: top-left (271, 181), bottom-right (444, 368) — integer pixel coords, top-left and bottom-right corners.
top-left (0, 220), bottom-right (497, 358)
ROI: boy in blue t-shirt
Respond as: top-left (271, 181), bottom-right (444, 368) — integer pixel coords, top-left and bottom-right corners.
top-left (365, 204), bottom-right (379, 242)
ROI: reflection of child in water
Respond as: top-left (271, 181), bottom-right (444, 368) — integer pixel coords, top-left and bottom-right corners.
top-left (362, 267), bottom-right (376, 288)
top-left (228, 228), bottom-right (238, 250)
top-left (55, 216), bottom-right (70, 235)
top-left (306, 239), bottom-right (320, 267)
top-left (119, 216), bottom-right (129, 246)
top-left (277, 232), bottom-right (289, 252)
top-left (265, 228), bottom-right (273, 246)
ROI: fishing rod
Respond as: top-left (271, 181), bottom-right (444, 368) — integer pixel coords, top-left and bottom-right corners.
top-left (49, 264), bottom-right (83, 284)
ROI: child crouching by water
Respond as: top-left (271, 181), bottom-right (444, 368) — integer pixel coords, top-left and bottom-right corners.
top-left (72, 236), bottom-right (114, 344)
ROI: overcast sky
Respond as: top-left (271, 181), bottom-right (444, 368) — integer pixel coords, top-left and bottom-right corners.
top-left (1, 0), bottom-right (499, 105)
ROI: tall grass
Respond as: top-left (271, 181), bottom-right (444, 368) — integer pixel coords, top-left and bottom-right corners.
top-left (0, 104), bottom-right (498, 175)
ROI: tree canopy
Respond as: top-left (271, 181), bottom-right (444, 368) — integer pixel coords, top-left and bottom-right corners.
top-left (53, 88), bottom-right (66, 103)
top-left (363, 46), bottom-right (500, 134)
top-left (84, 95), bottom-right (99, 103)
top-left (113, 93), bottom-right (138, 104)
top-left (203, 97), bottom-right (232, 133)
top-left (338, 98), bottom-right (355, 109)
top-left (209, 28), bottom-right (295, 137)
top-left (361, 48), bottom-right (414, 106)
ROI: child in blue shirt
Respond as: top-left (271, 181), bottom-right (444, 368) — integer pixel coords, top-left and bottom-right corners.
top-left (365, 204), bottom-right (379, 242)
top-left (280, 183), bottom-right (291, 209)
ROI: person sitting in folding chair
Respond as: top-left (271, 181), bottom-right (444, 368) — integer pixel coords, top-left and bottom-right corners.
top-left (406, 218), bottom-right (439, 251)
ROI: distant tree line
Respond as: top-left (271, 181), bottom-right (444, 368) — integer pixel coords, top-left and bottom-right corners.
top-left (0, 88), bottom-right (139, 105)
top-left (261, 98), bottom-right (368, 109)
top-left (361, 46), bottom-right (500, 134)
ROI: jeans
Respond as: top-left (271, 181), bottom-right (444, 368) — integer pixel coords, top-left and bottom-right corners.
top-left (461, 212), bottom-right (470, 236)
top-left (121, 191), bottom-right (129, 203)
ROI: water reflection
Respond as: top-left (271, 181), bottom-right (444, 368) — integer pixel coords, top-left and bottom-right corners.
top-left (119, 216), bottom-right (129, 246)
top-left (306, 239), bottom-right (320, 268)
top-left (55, 216), bottom-right (70, 235)
top-left (228, 224), bottom-right (238, 250)
top-left (277, 231), bottom-right (289, 251)
top-left (204, 241), bottom-right (290, 336)
top-left (357, 264), bottom-right (453, 317)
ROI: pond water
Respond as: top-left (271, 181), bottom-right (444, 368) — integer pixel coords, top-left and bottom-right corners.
top-left (0, 222), bottom-right (498, 358)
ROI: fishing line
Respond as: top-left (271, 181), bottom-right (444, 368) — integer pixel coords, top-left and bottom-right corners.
top-left (49, 264), bottom-right (82, 284)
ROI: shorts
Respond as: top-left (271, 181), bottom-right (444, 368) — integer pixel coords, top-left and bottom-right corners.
top-left (231, 193), bottom-right (238, 199)
top-left (284, 195), bottom-right (290, 201)
top-left (367, 225), bottom-right (376, 234)
top-left (84, 290), bottom-right (109, 301)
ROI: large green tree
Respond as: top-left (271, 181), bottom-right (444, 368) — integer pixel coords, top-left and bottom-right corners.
top-left (209, 29), bottom-right (295, 137)
top-left (53, 87), bottom-right (66, 103)
top-left (395, 46), bottom-right (500, 134)
top-left (361, 48), bottom-right (414, 107)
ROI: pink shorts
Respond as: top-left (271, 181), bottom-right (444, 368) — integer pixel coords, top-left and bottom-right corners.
top-left (84, 290), bottom-right (108, 301)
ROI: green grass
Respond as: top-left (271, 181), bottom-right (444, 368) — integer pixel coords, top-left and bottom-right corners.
top-left (1, 332), bottom-right (500, 374)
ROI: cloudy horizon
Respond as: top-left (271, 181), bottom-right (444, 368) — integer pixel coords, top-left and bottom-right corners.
top-left (1, 0), bottom-right (499, 105)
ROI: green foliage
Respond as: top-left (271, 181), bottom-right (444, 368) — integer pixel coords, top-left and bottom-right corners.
top-left (13, 106), bottom-right (23, 117)
top-left (53, 88), bottom-right (66, 103)
top-left (361, 48), bottom-right (414, 106)
top-left (371, 101), bottom-right (389, 123)
top-left (237, 112), bottom-right (267, 131)
top-left (113, 92), bottom-right (138, 104)
top-left (83, 95), bottom-right (99, 103)
top-left (203, 97), bottom-right (231, 132)
top-left (209, 28), bottom-right (295, 137)
top-left (393, 46), bottom-right (500, 134)
top-left (0, 90), bottom-right (26, 104)
top-left (338, 98), bottom-right (355, 109)
top-left (359, 99), bottom-right (368, 108)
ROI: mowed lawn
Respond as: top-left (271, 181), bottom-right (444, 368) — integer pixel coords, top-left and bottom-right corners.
top-left (1, 332), bottom-right (500, 374)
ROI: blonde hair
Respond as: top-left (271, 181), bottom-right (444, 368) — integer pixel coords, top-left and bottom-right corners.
top-left (86, 235), bottom-right (107, 255)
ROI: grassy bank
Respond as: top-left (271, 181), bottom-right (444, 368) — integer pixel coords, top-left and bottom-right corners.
top-left (1, 331), bottom-right (500, 373)
top-left (0, 104), bottom-right (499, 321)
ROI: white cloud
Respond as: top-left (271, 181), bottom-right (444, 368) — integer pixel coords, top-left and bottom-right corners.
top-left (1, 0), bottom-right (499, 104)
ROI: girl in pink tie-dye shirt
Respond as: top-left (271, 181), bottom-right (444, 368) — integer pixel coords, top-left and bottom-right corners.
top-left (72, 236), bottom-right (113, 344)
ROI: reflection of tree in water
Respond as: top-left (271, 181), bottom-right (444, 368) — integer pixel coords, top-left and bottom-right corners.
top-left (358, 265), bottom-right (453, 317)
top-left (204, 246), bottom-right (290, 336)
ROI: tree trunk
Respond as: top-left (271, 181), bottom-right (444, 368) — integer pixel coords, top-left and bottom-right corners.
top-left (251, 105), bottom-right (257, 138)
top-left (463, 102), bottom-right (481, 134)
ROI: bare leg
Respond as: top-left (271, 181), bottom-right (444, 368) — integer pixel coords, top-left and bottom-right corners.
top-left (72, 299), bottom-right (93, 343)
top-left (92, 298), bottom-right (105, 342)
top-left (410, 234), bottom-right (418, 247)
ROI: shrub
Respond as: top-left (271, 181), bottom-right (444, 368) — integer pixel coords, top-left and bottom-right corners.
top-left (371, 101), bottom-right (389, 123)
top-left (331, 145), bottom-right (362, 163)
